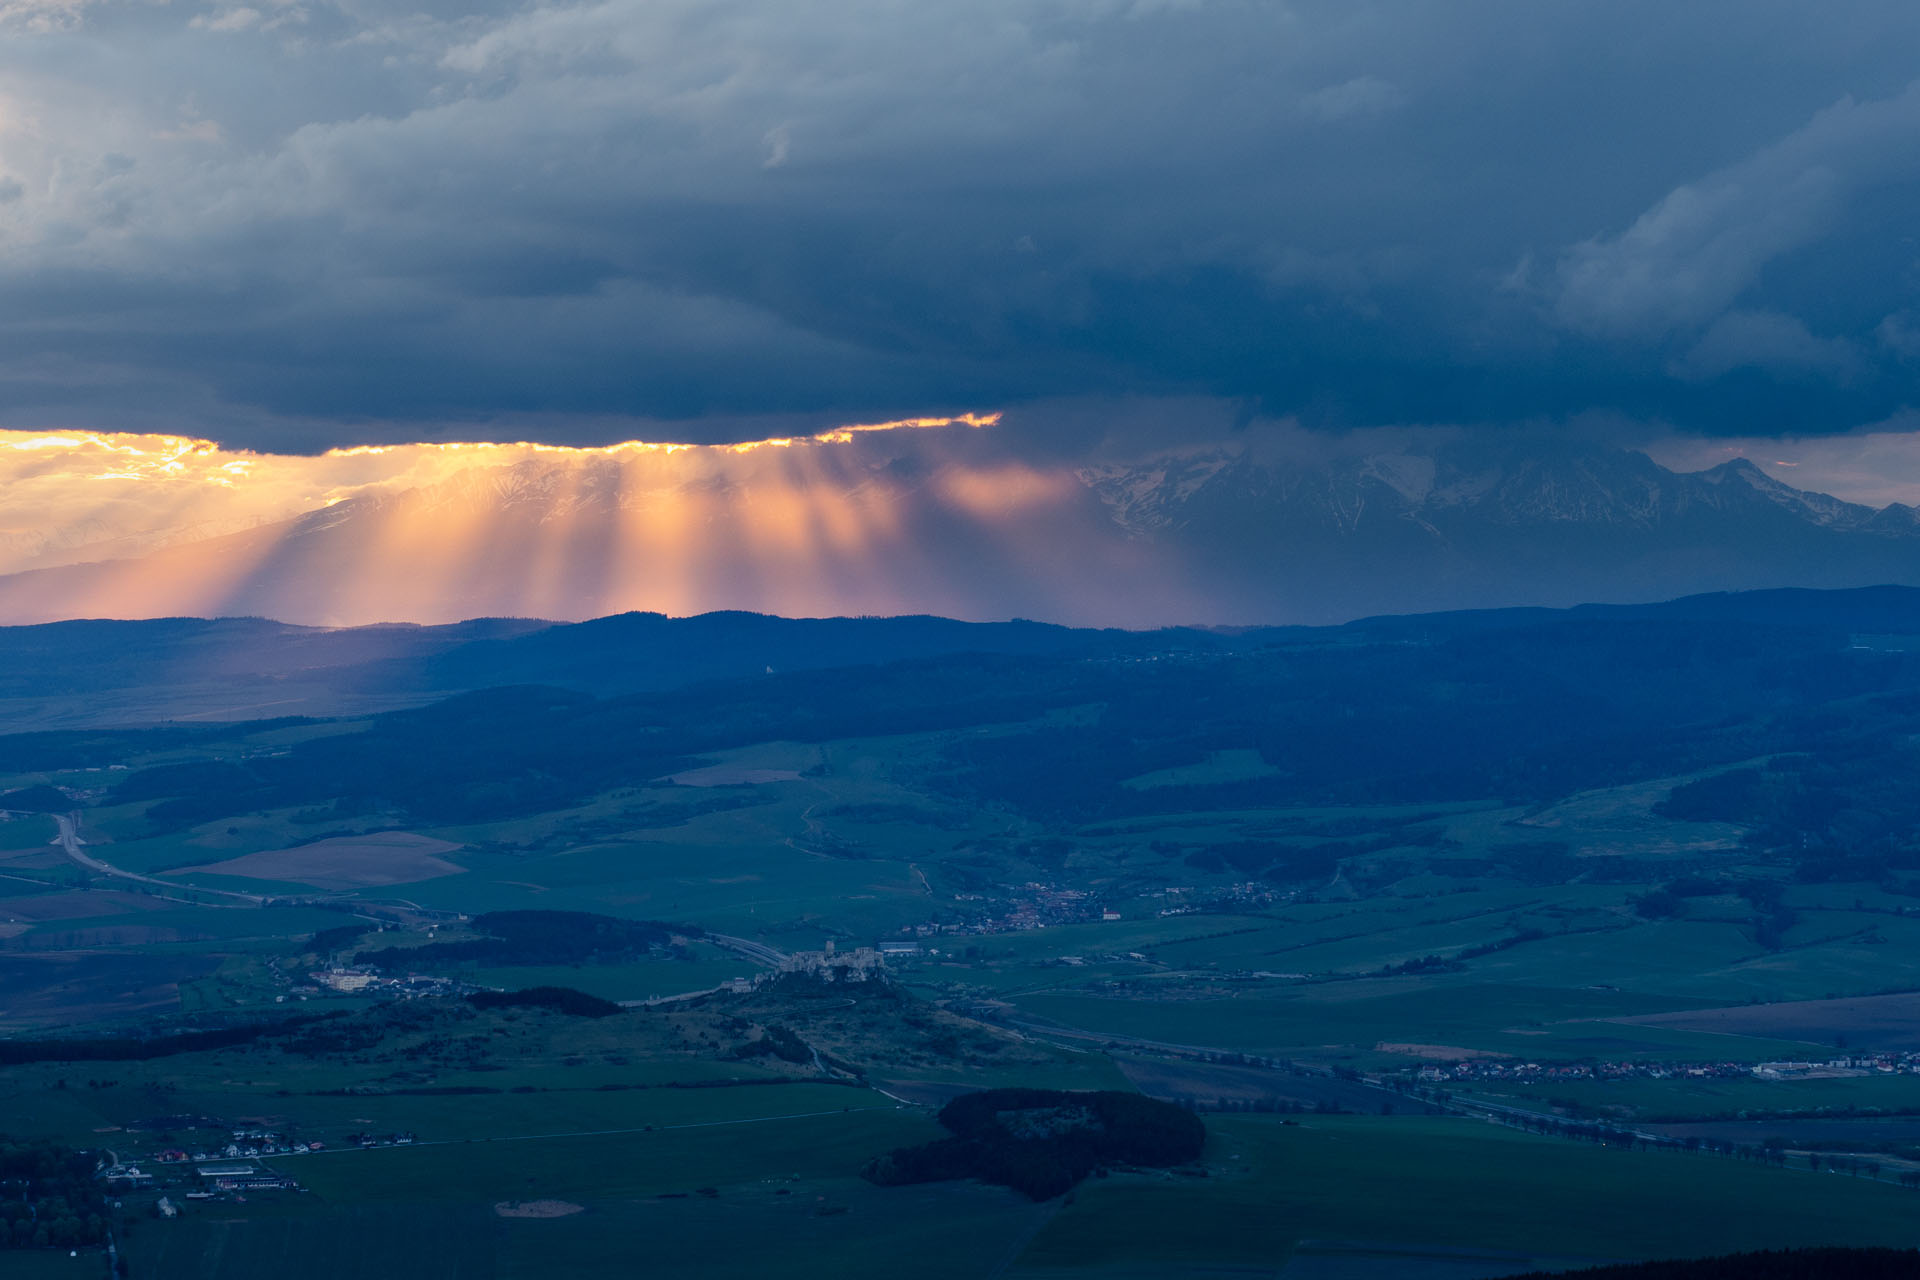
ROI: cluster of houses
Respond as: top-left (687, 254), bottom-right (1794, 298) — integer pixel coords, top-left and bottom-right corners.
top-left (939, 883), bottom-right (1130, 933)
top-left (988, 884), bottom-right (1114, 930)
top-left (342, 1131), bottom-right (416, 1148)
top-left (916, 878), bottom-right (1280, 939)
top-left (304, 968), bottom-right (465, 997)
top-left (1155, 883), bottom-right (1280, 917)
top-left (102, 1122), bottom-right (427, 1206)
top-left (1408, 1052), bottom-right (1920, 1085)
top-left (100, 1122), bottom-right (409, 1207)
top-left (148, 1129), bottom-right (322, 1162)
top-left (1413, 1059), bottom-right (1754, 1084)
top-left (1751, 1052), bottom-right (1920, 1078)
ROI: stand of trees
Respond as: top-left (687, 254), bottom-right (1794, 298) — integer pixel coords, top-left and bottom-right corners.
top-left (0, 784), bottom-right (70, 813)
top-left (0, 1012), bottom-right (341, 1067)
top-left (357, 910), bottom-right (686, 970)
top-left (466, 986), bottom-right (622, 1018)
top-left (726, 1024), bottom-right (811, 1063)
top-left (865, 1088), bottom-right (1205, 1201)
top-left (0, 1138), bottom-right (107, 1251)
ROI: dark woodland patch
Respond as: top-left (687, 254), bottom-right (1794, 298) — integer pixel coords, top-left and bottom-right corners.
top-left (466, 986), bottom-right (623, 1018)
top-left (864, 1087), bottom-right (1204, 1201)
top-left (357, 910), bottom-right (685, 970)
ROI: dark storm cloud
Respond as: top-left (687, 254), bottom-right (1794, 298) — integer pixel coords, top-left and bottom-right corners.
top-left (2, 0), bottom-right (1919, 449)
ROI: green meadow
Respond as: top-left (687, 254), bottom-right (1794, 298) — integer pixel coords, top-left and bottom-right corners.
top-left (24, 652), bottom-right (1920, 1278)
top-left (1017, 1115), bottom-right (1920, 1274)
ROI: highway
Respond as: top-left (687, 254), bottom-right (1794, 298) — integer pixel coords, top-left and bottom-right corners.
top-left (708, 932), bottom-right (790, 966)
top-left (51, 812), bottom-right (264, 905)
top-left (610, 933), bottom-right (792, 1007)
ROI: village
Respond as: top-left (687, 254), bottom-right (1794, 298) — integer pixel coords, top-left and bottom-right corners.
top-left (96, 1122), bottom-right (430, 1220)
top-left (944, 880), bottom-right (1279, 935)
top-left (299, 967), bottom-right (476, 998)
top-left (1404, 1050), bottom-right (1920, 1087)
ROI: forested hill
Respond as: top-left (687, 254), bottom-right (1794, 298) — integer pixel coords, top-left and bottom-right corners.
top-left (25, 587), bottom-right (1920, 881)
top-left (0, 611), bottom-right (1253, 730)
top-left (10, 584), bottom-right (1920, 731)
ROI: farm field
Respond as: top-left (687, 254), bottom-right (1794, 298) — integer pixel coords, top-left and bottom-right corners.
top-left (0, 1013), bottom-right (920, 1144)
top-left (1617, 992), bottom-right (1920, 1051)
top-left (285, 1104), bottom-right (933, 1204)
top-left (1006, 983), bottom-right (1831, 1064)
top-left (1113, 1053), bottom-right (1408, 1113)
top-left (869, 1052), bottom-right (1139, 1102)
top-left (100, 1079), bottom-right (1920, 1279)
top-left (123, 1133), bottom-right (1050, 1280)
top-left (164, 832), bottom-right (468, 892)
top-left (19, 603), bottom-right (1920, 1274)
top-left (1643, 1116), bottom-right (1920, 1152)
top-left (494, 1179), bottom-right (1052, 1280)
top-left (0, 950), bottom-right (222, 1029)
top-left (1466, 1072), bottom-right (1920, 1123)
top-left (0, 1251), bottom-right (109, 1280)
top-left (125, 1204), bottom-right (496, 1280)
top-left (1014, 1115), bottom-right (1920, 1275)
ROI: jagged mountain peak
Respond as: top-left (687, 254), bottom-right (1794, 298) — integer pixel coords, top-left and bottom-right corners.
top-left (1694, 456), bottom-right (1875, 528)
top-left (1080, 438), bottom-right (1911, 540)
top-left (1699, 456), bottom-right (1773, 483)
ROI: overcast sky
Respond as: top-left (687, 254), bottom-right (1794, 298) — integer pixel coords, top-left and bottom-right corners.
top-left (3, 0), bottom-right (1919, 452)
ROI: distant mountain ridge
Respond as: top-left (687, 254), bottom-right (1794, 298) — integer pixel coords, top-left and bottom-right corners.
top-left (12, 585), bottom-right (1920, 731)
top-left (1083, 440), bottom-right (1920, 539)
top-left (1074, 439), bottom-right (1920, 619)
top-left (0, 610), bottom-right (1240, 730)
top-left (5, 437), bottom-right (1920, 627)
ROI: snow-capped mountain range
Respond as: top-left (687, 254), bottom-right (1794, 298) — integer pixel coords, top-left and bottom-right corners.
top-left (1083, 444), bottom-right (1920, 540)
top-left (6, 438), bottom-right (1920, 627)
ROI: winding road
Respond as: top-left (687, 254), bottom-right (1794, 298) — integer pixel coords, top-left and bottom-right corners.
top-left (51, 812), bottom-right (263, 905)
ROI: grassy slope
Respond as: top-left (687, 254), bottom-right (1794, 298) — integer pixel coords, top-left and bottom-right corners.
top-left (1017, 1115), bottom-right (1920, 1273)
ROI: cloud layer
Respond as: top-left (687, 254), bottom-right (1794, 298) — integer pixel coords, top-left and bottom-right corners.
top-left (2, 0), bottom-right (1919, 449)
